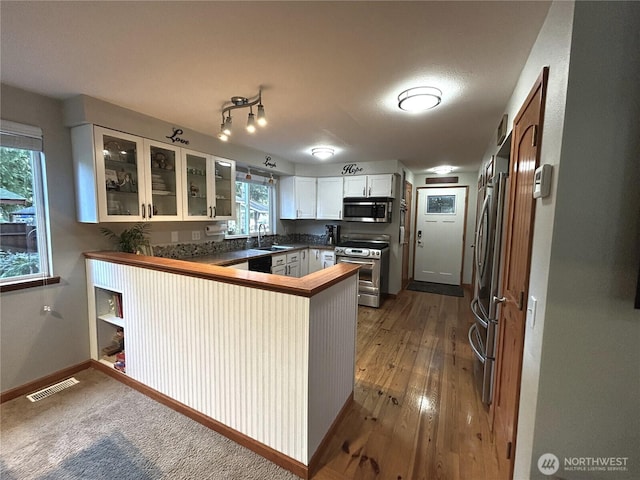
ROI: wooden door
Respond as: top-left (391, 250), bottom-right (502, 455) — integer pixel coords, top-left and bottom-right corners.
top-left (492, 68), bottom-right (548, 480)
top-left (414, 187), bottom-right (467, 285)
top-left (401, 180), bottom-right (412, 288)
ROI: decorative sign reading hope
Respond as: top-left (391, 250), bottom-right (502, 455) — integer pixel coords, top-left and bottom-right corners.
top-left (166, 128), bottom-right (190, 145)
top-left (341, 164), bottom-right (364, 175)
top-left (264, 156), bottom-right (277, 168)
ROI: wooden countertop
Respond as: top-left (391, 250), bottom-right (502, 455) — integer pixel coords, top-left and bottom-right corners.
top-left (84, 251), bottom-right (358, 298)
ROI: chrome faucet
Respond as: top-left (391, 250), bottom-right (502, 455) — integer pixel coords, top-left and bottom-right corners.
top-left (257, 224), bottom-right (267, 248)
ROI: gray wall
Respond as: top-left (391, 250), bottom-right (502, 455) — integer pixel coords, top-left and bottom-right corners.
top-left (528, 2), bottom-right (640, 478)
top-left (485, 1), bottom-right (640, 478)
top-left (0, 84), bottom-right (109, 392)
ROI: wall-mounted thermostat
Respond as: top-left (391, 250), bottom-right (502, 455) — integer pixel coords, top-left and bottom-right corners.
top-left (533, 164), bottom-right (552, 198)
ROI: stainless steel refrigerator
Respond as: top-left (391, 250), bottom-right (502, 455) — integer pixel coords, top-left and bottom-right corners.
top-left (469, 172), bottom-right (508, 405)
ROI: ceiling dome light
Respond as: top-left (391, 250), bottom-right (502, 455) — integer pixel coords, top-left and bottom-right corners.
top-left (311, 147), bottom-right (335, 160)
top-left (429, 165), bottom-right (455, 174)
top-left (398, 86), bottom-right (442, 112)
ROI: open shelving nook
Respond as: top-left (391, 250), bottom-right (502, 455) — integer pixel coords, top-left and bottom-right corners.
top-left (94, 286), bottom-right (126, 373)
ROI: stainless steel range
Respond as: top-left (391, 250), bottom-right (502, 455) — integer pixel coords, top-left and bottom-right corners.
top-left (335, 234), bottom-right (390, 308)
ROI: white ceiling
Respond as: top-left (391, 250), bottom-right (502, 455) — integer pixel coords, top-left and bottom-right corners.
top-left (1, 1), bottom-right (550, 173)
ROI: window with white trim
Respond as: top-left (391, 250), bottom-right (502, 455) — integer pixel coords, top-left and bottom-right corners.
top-left (226, 171), bottom-right (276, 238)
top-left (0, 119), bottom-right (53, 286)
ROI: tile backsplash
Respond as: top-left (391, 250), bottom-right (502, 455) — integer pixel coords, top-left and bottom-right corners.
top-left (152, 233), bottom-right (329, 259)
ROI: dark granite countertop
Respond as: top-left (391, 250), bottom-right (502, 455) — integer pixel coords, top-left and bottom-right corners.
top-left (186, 244), bottom-right (335, 267)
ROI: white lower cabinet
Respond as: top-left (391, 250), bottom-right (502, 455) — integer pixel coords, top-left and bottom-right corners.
top-left (272, 251), bottom-right (301, 277)
top-left (299, 249), bottom-right (309, 277)
top-left (308, 248), bottom-right (335, 273)
top-left (321, 251), bottom-right (335, 269)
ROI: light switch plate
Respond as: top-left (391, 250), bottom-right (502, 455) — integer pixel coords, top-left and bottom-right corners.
top-left (527, 296), bottom-right (537, 328)
top-left (171, 231), bottom-right (179, 243)
top-left (192, 230), bottom-right (201, 241)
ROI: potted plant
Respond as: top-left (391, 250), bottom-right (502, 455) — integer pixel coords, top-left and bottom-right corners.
top-left (100, 223), bottom-right (151, 254)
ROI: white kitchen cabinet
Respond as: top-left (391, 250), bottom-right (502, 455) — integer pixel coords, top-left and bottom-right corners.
top-left (182, 151), bottom-right (235, 221)
top-left (72, 125), bottom-right (146, 222)
top-left (321, 250), bottom-right (335, 269)
top-left (343, 174), bottom-right (395, 199)
top-left (299, 249), bottom-right (309, 277)
top-left (316, 177), bottom-right (344, 220)
top-left (308, 248), bottom-right (335, 273)
top-left (308, 248), bottom-right (322, 274)
top-left (279, 176), bottom-right (317, 219)
top-left (272, 251), bottom-right (301, 277)
top-left (143, 138), bottom-right (183, 221)
top-left (71, 124), bottom-right (235, 223)
top-left (286, 251), bottom-right (301, 277)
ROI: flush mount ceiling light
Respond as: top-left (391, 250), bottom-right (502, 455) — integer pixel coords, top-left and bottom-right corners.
top-left (311, 147), bottom-right (335, 160)
top-left (217, 89), bottom-right (266, 141)
top-left (398, 86), bottom-right (442, 112)
top-left (429, 165), bottom-right (455, 175)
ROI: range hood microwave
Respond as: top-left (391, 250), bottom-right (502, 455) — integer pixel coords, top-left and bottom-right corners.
top-left (342, 198), bottom-right (393, 223)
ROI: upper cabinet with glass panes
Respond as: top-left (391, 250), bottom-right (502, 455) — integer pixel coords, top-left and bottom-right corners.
top-left (181, 150), bottom-right (235, 221)
top-left (70, 125), bottom-right (235, 223)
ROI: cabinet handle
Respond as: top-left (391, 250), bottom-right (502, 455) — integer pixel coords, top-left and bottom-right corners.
top-left (141, 203), bottom-right (146, 219)
top-left (339, 209), bottom-right (342, 219)
top-left (368, 186), bottom-right (371, 196)
top-left (213, 206), bottom-right (217, 218)
top-left (362, 187), bottom-right (366, 196)
top-left (209, 206), bottom-right (213, 218)
top-left (148, 204), bottom-right (153, 219)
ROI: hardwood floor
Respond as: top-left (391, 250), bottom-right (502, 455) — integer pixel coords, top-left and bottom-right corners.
top-left (312, 288), bottom-right (501, 480)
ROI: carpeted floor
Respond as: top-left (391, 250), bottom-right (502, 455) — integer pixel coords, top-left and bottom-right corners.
top-left (0, 368), bottom-right (299, 480)
top-left (406, 281), bottom-right (465, 297)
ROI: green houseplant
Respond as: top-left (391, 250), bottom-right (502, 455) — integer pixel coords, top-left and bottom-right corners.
top-left (100, 223), bottom-right (150, 254)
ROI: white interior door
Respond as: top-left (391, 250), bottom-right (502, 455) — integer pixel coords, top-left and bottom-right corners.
top-left (414, 187), bottom-right (467, 285)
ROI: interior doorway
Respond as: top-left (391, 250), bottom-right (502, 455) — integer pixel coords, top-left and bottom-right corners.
top-left (413, 186), bottom-right (468, 285)
top-left (401, 180), bottom-right (413, 289)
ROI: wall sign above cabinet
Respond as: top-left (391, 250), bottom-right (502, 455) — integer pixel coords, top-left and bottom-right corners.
top-left (341, 164), bottom-right (364, 175)
top-left (165, 128), bottom-right (190, 145)
top-left (264, 156), bottom-right (276, 168)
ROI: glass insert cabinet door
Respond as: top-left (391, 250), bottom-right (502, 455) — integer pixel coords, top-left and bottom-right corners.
top-left (95, 127), bottom-right (145, 221)
top-left (183, 150), bottom-right (211, 220)
top-left (213, 157), bottom-right (235, 219)
top-left (145, 140), bottom-right (181, 220)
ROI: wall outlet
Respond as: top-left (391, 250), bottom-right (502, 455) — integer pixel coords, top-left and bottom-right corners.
top-left (191, 230), bottom-right (201, 241)
top-left (171, 231), bottom-right (179, 243)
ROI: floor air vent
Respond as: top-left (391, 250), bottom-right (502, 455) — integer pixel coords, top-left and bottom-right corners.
top-left (26, 377), bottom-right (79, 402)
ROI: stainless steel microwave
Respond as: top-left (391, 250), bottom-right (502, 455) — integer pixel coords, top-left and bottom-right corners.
top-left (342, 198), bottom-right (393, 223)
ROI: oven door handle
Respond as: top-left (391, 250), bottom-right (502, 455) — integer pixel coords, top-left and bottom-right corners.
top-left (338, 258), bottom-right (374, 267)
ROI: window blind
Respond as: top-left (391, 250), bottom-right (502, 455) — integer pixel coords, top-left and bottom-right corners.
top-left (0, 119), bottom-right (43, 152)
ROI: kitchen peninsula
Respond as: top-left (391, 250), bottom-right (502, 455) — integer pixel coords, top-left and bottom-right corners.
top-left (85, 251), bottom-right (360, 479)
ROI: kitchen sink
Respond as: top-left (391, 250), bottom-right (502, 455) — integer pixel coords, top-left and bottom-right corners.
top-left (256, 245), bottom-right (294, 251)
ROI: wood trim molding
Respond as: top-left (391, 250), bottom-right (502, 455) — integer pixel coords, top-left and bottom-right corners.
top-left (92, 360), bottom-right (310, 479)
top-left (425, 176), bottom-right (458, 184)
top-left (0, 360), bottom-right (91, 403)
top-left (0, 275), bottom-right (61, 293)
top-left (85, 251), bottom-right (359, 298)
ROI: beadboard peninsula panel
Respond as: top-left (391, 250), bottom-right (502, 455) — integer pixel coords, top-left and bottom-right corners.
top-left (307, 277), bottom-right (358, 460)
top-left (87, 259), bottom-right (311, 463)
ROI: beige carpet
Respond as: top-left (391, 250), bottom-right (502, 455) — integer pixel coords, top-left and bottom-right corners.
top-left (0, 368), bottom-right (299, 480)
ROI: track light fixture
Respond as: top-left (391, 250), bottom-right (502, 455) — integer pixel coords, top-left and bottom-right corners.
top-left (217, 89), bottom-right (266, 140)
